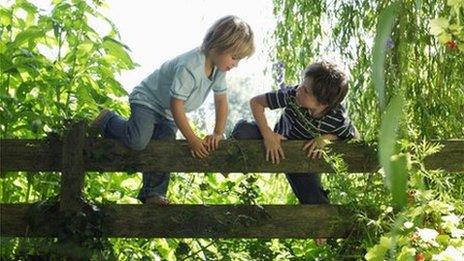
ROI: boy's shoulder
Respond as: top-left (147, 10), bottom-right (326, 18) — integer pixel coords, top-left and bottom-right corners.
top-left (326, 104), bottom-right (349, 119)
top-left (171, 47), bottom-right (203, 71)
top-left (285, 85), bottom-right (298, 94)
top-left (173, 47), bottom-right (227, 81)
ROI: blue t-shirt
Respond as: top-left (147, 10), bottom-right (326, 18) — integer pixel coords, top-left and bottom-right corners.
top-left (129, 47), bottom-right (227, 119)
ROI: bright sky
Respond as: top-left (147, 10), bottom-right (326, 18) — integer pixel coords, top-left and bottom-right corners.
top-left (100, 0), bottom-right (276, 95)
top-left (97, 0), bottom-right (278, 133)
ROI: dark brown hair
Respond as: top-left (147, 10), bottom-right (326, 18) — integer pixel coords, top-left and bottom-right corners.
top-left (303, 61), bottom-right (349, 113)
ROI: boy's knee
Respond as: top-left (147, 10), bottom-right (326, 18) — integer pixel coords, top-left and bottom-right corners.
top-left (231, 120), bottom-right (262, 140)
top-left (126, 138), bottom-right (149, 151)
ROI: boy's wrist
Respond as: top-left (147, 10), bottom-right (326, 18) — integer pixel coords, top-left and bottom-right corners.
top-left (261, 127), bottom-right (274, 138)
top-left (213, 130), bottom-right (224, 136)
top-left (186, 134), bottom-right (200, 143)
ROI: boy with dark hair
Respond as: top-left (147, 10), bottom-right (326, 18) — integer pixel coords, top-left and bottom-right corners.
top-left (231, 60), bottom-right (358, 205)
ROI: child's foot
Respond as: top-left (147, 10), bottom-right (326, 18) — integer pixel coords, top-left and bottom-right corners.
top-left (145, 195), bottom-right (170, 205)
top-left (90, 109), bottom-right (111, 134)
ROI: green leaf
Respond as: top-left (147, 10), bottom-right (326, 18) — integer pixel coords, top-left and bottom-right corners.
top-left (15, 82), bottom-right (32, 100)
top-left (102, 36), bottom-right (135, 69)
top-left (437, 234), bottom-right (451, 244)
top-left (120, 178), bottom-right (139, 190)
top-left (10, 26), bottom-right (44, 49)
top-left (105, 77), bottom-right (127, 96)
top-left (372, 2), bottom-right (400, 110)
top-left (438, 33), bottom-right (452, 44)
top-left (0, 8), bottom-right (12, 26)
top-left (365, 241), bottom-right (389, 261)
top-left (379, 94), bottom-right (405, 186)
top-left (15, 0), bottom-right (38, 16)
top-left (0, 53), bottom-right (16, 72)
top-left (447, 0), bottom-right (464, 9)
top-left (397, 246), bottom-right (416, 261)
top-left (76, 81), bottom-right (94, 104)
top-left (380, 236), bottom-right (393, 249)
top-left (430, 18), bottom-right (449, 36)
top-left (76, 41), bottom-right (94, 56)
top-left (390, 153), bottom-right (409, 208)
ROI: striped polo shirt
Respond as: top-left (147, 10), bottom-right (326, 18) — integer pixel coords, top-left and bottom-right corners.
top-left (265, 86), bottom-right (356, 140)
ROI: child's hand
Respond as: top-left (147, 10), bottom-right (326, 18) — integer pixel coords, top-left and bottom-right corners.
top-left (188, 136), bottom-right (209, 159)
top-left (263, 132), bottom-right (286, 164)
top-left (203, 133), bottom-right (223, 151)
top-left (303, 136), bottom-right (330, 159)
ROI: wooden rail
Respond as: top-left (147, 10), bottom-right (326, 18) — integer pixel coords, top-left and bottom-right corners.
top-left (1, 122), bottom-right (463, 242)
top-left (1, 139), bottom-right (462, 174)
top-left (0, 204), bottom-right (352, 238)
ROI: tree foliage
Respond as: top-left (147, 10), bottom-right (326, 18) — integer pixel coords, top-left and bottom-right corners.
top-left (273, 0), bottom-right (464, 140)
top-left (272, 0), bottom-right (463, 259)
top-left (1, 0), bottom-right (463, 259)
top-left (0, 0), bottom-right (134, 139)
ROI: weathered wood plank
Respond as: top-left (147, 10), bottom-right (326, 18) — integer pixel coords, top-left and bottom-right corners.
top-left (0, 139), bottom-right (377, 173)
top-left (84, 139), bottom-right (379, 173)
top-left (0, 139), bottom-right (62, 172)
top-left (423, 140), bottom-right (464, 172)
top-left (0, 204), bottom-right (353, 238)
top-left (1, 139), bottom-right (463, 173)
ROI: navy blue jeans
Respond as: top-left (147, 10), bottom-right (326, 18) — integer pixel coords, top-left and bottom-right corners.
top-left (100, 104), bottom-right (177, 203)
top-left (230, 120), bottom-right (329, 204)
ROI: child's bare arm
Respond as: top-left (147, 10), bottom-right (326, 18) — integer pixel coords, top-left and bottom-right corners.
top-left (250, 94), bottom-right (273, 136)
top-left (213, 94), bottom-right (228, 136)
top-left (171, 98), bottom-right (208, 158)
top-left (250, 94), bottom-right (285, 164)
top-left (204, 94), bottom-right (228, 151)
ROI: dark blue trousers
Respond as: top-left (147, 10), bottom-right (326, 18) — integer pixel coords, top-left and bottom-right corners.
top-left (230, 120), bottom-right (329, 204)
top-left (101, 104), bottom-right (177, 203)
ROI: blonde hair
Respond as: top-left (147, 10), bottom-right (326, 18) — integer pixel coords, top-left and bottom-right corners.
top-left (201, 15), bottom-right (255, 59)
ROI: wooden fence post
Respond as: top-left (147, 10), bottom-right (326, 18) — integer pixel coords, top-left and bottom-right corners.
top-left (59, 121), bottom-right (87, 255)
top-left (60, 121), bottom-right (86, 211)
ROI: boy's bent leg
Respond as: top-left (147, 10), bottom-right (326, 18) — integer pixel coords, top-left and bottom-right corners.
top-left (285, 173), bottom-right (329, 204)
top-left (139, 173), bottom-right (170, 204)
top-left (138, 119), bottom-right (178, 203)
top-left (103, 104), bottom-right (158, 151)
top-left (287, 172), bottom-right (329, 245)
top-left (230, 119), bottom-right (263, 140)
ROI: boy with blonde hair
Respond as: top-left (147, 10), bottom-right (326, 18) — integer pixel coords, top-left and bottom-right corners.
top-left (93, 15), bottom-right (255, 204)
